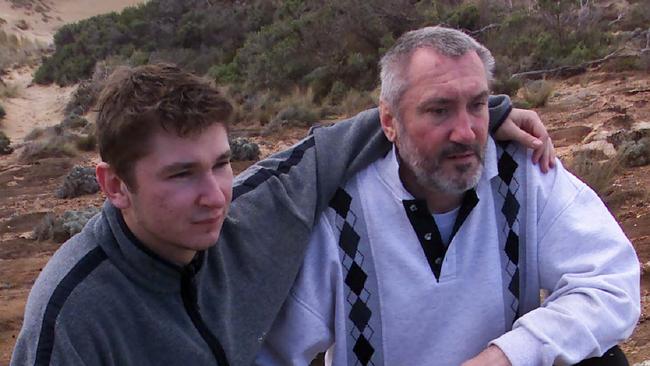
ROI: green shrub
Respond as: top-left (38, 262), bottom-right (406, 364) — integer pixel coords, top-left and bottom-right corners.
top-left (326, 81), bottom-right (348, 105)
top-left (208, 62), bottom-right (241, 84)
top-left (444, 4), bottom-right (480, 30)
top-left (0, 104), bottom-right (5, 119)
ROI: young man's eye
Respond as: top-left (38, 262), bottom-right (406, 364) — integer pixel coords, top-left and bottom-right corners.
top-left (169, 171), bottom-right (190, 179)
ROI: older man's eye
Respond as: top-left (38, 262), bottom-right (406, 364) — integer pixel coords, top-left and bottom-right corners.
top-left (471, 101), bottom-right (487, 111)
top-left (430, 108), bottom-right (448, 116)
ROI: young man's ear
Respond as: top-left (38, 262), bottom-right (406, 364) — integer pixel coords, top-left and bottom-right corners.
top-left (96, 162), bottom-right (131, 209)
top-left (379, 101), bottom-right (397, 143)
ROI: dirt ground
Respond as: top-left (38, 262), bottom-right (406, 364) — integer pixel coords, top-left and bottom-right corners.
top-left (0, 0), bottom-right (649, 363)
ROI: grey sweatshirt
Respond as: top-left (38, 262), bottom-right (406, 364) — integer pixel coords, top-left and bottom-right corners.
top-left (11, 96), bottom-right (512, 366)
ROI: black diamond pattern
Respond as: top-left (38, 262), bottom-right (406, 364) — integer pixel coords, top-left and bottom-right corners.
top-left (340, 222), bottom-right (361, 259)
top-left (508, 268), bottom-right (520, 299)
top-left (353, 334), bottom-right (375, 365)
top-left (497, 146), bottom-right (522, 325)
top-left (350, 298), bottom-right (372, 332)
top-left (502, 191), bottom-right (520, 227)
top-left (505, 231), bottom-right (519, 264)
top-left (330, 188), bottom-right (352, 219)
top-left (329, 187), bottom-right (376, 365)
top-left (498, 151), bottom-right (518, 185)
top-left (346, 262), bottom-right (368, 296)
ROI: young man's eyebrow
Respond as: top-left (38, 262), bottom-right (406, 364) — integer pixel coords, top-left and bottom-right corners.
top-left (217, 150), bottom-right (232, 161)
top-left (160, 162), bottom-right (198, 175)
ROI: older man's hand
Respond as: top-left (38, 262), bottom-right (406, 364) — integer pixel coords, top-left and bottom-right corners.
top-left (495, 108), bottom-right (556, 173)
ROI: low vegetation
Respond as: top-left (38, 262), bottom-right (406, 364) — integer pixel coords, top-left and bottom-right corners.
top-left (0, 29), bottom-right (46, 70)
top-left (0, 104), bottom-right (6, 120)
top-left (56, 165), bottom-right (99, 199)
top-left (620, 137), bottom-right (650, 168)
top-left (568, 150), bottom-right (622, 198)
top-left (30, 0), bottom-right (648, 122)
top-left (33, 207), bottom-right (100, 242)
top-left (0, 130), bottom-right (12, 154)
top-left (230, 138), bottom-right (260, 161)
top-left (19, 113), bottom-right (96, 162)
top-left (0, 82), bottom-right (20, 99)
top-left (520, 80), bottom-right (555, 108)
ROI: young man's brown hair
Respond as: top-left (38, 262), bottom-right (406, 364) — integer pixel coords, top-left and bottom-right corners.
top-left (96, 63), bottom-right (233, 190)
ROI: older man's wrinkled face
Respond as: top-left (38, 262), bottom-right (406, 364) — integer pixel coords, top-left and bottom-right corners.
top-left (393, 48), bottom-right (490, 194)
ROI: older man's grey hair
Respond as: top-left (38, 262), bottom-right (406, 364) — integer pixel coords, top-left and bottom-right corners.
top-left (379, 26), bottom-right (495, 112)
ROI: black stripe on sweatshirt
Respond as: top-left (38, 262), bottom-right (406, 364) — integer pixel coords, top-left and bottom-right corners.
top-left (181, 260), bottom-right (229, 366)
top-left (35, 246), bottom-right (108, 366)
top-left (232, 136), bottom-right (315, 200)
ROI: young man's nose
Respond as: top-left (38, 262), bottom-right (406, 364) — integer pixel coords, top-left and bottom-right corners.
top-left (197, 173), bottom-right (227, 207)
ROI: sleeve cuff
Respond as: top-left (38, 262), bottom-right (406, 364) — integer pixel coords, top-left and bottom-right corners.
top-left (488, 94), bottom-right (513, 134)
top-left (490, 326), bottom-right (546, 366)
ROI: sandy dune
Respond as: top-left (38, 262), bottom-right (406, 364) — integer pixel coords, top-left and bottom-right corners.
top-left (0, 0), bottom-right (146, 143)
top-left (0, 0), bottom-right (146, 43)
top-left (1, 67), bottom-right (75, 143)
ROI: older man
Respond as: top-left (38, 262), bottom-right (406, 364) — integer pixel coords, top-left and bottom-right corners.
top-left (257, 26), bottom-right (639, 366)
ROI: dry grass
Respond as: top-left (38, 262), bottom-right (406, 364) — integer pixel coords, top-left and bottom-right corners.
top-left (338, 88), bottom-right (377, 118)
top-left (0, 82), bottom-right (21, 99)
top-left (521, 80), bottom-right (554, 108)
top-left (0, 30), bottom-right (46, 70)
top-left (19, 138), bottom-right (77, 162)
top-left (19, 125), bottom-right (91, 162)
top-left (568, 151), bottom-right (622, 198)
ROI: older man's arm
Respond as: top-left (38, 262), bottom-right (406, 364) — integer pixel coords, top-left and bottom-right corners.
top-left (489, 162), bottom-right (640, 366)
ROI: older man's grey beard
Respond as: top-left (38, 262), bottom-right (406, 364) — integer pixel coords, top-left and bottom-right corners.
top-left (396, 132), bottom-right (485, 195)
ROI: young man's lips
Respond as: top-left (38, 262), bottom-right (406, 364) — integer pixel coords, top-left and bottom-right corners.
top-left (193, 216), bottom-right (222, 225)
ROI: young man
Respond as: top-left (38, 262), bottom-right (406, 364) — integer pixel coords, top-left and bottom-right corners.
top-left (257, 27), bottom-right (640, 366)
top-left (11, 63), bottom-right (554, 365)
top-left (11, 64), bottom-right (234, 365)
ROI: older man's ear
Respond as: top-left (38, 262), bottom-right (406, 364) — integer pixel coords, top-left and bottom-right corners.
top-left (379, 101), bottom-right (398, 143)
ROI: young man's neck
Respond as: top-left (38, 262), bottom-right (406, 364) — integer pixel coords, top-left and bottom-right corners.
top-left (122, 209), bottom-right (196, 267)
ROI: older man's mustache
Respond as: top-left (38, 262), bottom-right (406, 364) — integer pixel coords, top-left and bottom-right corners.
top-left (439, 143), bottom-right (483, 159)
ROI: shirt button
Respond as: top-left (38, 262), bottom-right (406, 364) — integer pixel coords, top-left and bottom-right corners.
top-left (424, 233), bottom-right (432, 241)
top-left (410, 204), bottom-right (417, 212)
top-left (434, 257), bottom-right (442, 265)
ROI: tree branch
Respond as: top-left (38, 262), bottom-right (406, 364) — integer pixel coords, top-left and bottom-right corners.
top-left (511, 49), bottom-right (624, 80)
